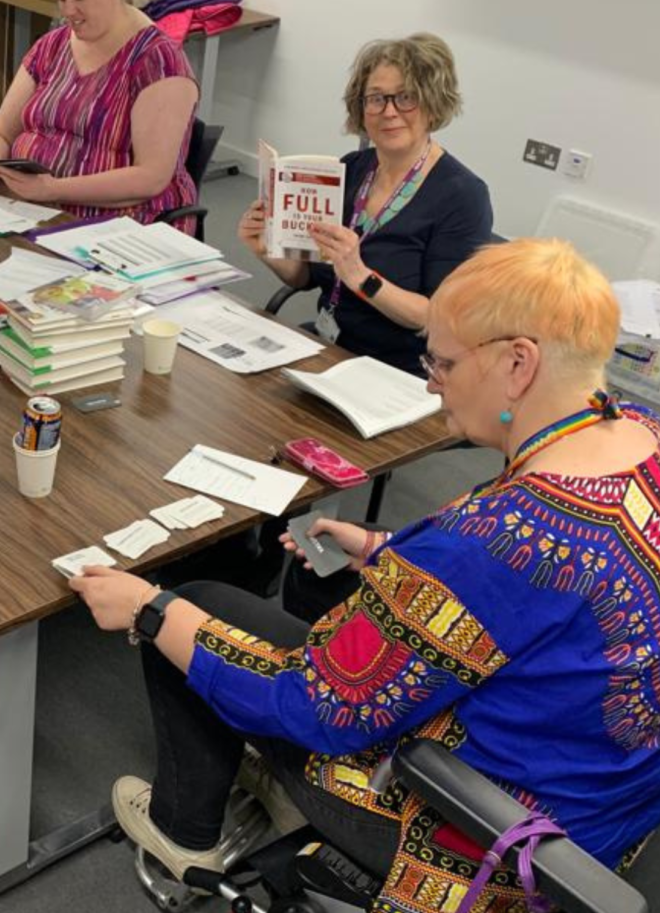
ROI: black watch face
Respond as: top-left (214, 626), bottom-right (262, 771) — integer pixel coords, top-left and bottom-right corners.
top-left (361, 273), bottom-right (382, 298)
top-left (138, 604), bottom-right (165, 640)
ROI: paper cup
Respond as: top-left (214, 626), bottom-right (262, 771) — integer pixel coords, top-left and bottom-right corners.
top-left (13, 433), bottom-right (61, 498)
top-left (142, 319), bottom-right (181, 375)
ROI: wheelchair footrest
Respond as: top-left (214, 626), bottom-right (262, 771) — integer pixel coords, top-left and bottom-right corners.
top-left (295, 842), bottom-right (381, 907)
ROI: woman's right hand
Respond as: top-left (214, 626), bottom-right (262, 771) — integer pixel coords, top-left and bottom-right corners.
top-left (237, 199), bottom-right (267, 257)
top-left (280, 519), bottom-right (372, 572)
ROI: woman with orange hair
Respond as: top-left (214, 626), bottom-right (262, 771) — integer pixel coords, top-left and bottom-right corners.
top-left (72, 239), bottom-right (660, 913)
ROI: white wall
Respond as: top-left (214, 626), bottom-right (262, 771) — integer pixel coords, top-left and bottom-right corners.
top-left (195, 0), bottom-right (660, 277)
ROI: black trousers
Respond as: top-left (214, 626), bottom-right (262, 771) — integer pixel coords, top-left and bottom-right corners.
top-left (142, 580), bottom-right (399, 878)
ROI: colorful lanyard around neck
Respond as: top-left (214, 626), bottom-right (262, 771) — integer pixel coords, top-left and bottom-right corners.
top-left (327, 141), bottom-right (431, 311)
top-left (493, 390), bottom-right (623, 489)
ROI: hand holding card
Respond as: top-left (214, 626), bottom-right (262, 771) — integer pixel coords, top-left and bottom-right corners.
top-left (287, 510), bottom-right (352, 578)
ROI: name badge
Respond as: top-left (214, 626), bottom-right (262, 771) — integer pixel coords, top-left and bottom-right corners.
top-left (315, 307), bottom-right (340, 343)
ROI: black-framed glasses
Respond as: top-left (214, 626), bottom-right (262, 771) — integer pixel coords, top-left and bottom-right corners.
top-left (420, 336), bottom-right (538, 382)
top-left (361, 91), bottom-right (419, 115)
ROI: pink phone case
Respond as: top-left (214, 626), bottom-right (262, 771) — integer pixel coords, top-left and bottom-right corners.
top-left (283, 438), bottom-right (369, 488)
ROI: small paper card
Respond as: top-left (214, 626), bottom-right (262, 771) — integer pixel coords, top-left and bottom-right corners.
top-left (52, 545), bottom-right (117, 578)
top-left (104, 519), bottom-right (170, 559)
top-left (150, 495), bottom-right (225, 530)
top-left (287, 510), bottom-right (351, 578)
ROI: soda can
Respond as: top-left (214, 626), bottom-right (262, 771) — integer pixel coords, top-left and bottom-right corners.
top-left (21, 396), bottom-right (62, 451)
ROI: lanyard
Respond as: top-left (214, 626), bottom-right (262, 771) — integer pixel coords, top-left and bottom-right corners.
top-left (327, 142), bottom-right (431, 311)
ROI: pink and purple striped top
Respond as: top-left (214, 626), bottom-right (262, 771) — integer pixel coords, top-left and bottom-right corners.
top-left (13, 25), bottom-right (198, 230)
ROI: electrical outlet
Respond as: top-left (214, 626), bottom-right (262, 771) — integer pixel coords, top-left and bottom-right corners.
top-left (563, 149), bottom-right (592, 179)
top-left (523, 139), bottom-right (561, 171)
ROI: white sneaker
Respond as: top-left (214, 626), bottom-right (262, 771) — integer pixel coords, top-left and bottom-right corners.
top-left (112, 776), bottom-right (226, 882)
top-left (235, 747), bottom-right (307, 835)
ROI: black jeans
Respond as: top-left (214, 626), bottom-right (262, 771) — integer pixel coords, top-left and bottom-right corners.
top-left (142, 580), bottom-right (399, 878)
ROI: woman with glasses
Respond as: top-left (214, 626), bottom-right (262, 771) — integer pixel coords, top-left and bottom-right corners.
top-left (74, 239), bottom-right (660, 913)
top-left (238, 32), bottom-right (492, 376)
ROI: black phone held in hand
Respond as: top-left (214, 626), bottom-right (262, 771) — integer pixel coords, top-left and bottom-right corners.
top-left (0, 159), bottom-right (51, 175)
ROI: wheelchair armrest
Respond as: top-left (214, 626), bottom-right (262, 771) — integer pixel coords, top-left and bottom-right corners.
top-left (392, 740), bottom-right (648, 913)
top-left (265, 285), bottom-right (301, 315)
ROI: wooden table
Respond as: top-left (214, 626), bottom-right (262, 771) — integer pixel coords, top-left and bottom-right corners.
top-left (0, 236), bottom-right (455, 890)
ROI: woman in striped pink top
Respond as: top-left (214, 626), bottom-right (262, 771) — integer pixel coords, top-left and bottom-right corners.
top-left (0, 0), bottom-right (199, 231)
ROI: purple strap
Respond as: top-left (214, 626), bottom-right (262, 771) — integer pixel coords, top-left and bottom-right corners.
top-left (456, 811), bottom-right (566, 913)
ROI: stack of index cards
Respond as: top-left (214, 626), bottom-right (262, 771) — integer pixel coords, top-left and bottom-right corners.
top-left (52, 545), bottom-right (117, 578)
top-left (104, 519), bottom-right (170, 560)
top-left (150, 495), bottom-right (225, 530)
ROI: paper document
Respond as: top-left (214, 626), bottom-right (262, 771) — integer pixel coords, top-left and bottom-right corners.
top-left (148, 290), bottom-right (324, 372)
top-left (35, 217), bottom-right (223, 279)
top-left (138, 261), bottom-right (251, 303)
top-left (0, 197), bottom-right (61, 234)
top-left (165, 444), bottom-right (308, 516)
top-left (0, 248), bottom-right (86, 300)
top-left (612, 280), bottom-right (660, 338)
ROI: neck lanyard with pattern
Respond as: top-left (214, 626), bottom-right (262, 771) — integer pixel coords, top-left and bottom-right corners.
top-left (327, 142), bottom-right (431, 311)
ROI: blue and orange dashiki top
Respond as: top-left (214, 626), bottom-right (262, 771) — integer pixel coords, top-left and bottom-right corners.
top-left (189, 404), bottom-right (660, 913)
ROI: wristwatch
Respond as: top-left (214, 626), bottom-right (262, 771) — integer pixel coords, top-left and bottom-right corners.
top-left (357, 271), bottom-right (384, 300)
top-left (135, 589), bottom-right (179, 643)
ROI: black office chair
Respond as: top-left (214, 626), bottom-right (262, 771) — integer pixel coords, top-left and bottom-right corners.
top-left (156, 117), bottom-right (224, 242)
top-left (133, 738), bottom-right (652, 913)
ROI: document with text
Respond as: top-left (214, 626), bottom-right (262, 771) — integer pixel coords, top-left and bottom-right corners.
top-left (165, 444), bottom-right (308, 516)
top-left (152, 291), bottom-right (324, 372)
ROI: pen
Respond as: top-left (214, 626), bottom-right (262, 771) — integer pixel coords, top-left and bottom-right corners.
top-left (200, 452), bottom-right (257, 481)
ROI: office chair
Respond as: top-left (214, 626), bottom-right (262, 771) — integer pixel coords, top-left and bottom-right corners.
top-left (157, 118), bottom-right (224, 242)
top-left (132, 738), bottom-right (651, 913)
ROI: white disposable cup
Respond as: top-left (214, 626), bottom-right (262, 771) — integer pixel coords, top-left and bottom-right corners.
top-left (13, 433), bottom-right (61, 498)
top-left (142, 319), bottom-right (181, 375)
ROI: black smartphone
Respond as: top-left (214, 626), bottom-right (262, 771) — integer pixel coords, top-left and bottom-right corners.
top-left (0, 159), bottom-right (51, 175)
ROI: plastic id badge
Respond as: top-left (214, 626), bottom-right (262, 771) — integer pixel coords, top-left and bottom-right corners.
top-left (283, 437), bottom-right (369, 488)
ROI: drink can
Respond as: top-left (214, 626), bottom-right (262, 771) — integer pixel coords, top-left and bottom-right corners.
top-left (21, 396), bottom-right (62, 451)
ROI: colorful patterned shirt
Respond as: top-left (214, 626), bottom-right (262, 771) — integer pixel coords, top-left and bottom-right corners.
top-left (13, 26), bottom-right (197, 229)
top-left (188, 403), bottom-right (660, 913)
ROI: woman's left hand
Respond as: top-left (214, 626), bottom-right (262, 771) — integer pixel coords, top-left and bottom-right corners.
top-left (69, 566), bottom-right (158, 632)
top-left (0, 167), bottom-right (58, 202)
top-left (309, 222), bottom-right (368, 290)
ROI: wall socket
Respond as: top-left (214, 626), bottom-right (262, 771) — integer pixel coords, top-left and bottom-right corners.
top-left (523, 139), bottom-right (561, 171)
top-left (563, 149), bottom-right (592, 179)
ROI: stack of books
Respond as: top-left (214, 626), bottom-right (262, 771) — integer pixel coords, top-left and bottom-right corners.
top-left (0, 273), bottom-right (137, 395)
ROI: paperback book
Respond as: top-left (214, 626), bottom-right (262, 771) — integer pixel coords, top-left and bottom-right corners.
top-left (11, 272), bottom-right (138, 322)
top-left (259, 139), bottom-right (345, 261)
top-left (0, 326), bottom-right (125, 371)
top-left (281, 356), bottom-right (442, 439)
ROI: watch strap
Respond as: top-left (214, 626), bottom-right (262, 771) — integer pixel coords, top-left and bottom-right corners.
top-left (134, 589), bottom-right (179, 644)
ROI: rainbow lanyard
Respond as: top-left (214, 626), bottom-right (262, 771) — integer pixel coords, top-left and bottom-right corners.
top-left (482, 391), bottom-right (623, 493)
top-left (327, 142), bottom-right (431, 311)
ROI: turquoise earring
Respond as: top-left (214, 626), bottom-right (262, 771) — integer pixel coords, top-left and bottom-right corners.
top-left (500, 410), bottom-right (513, 424)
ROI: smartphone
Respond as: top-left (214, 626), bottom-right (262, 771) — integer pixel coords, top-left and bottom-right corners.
top-left (283, 437), bottom-right (369, 488)
top-left (0, 159), bottom-right (51, 175)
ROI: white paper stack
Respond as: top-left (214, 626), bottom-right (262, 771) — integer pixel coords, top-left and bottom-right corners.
top-left (150, 495), bottom-right (225, 529)
top-left (52, 546), bottom-right (117, 578)
top-left (0, 198), bottom-right (61, 234)
top-left (34, 217), bottom-right (250, 305)
top-left (104, 519), bottom-right (170, 559)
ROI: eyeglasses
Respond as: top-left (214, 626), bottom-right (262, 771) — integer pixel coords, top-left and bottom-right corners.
top-left (420, 336), bottom-right (537, 382)
top-left (361, 91), bottom-right (419, 115)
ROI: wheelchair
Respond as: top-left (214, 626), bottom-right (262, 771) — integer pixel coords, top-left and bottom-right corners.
top-left (129, 739), bottom-right (651, 913)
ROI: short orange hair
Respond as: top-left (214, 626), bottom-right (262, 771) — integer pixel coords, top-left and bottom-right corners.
top-left (433, 238), bottom-right (620, 370)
